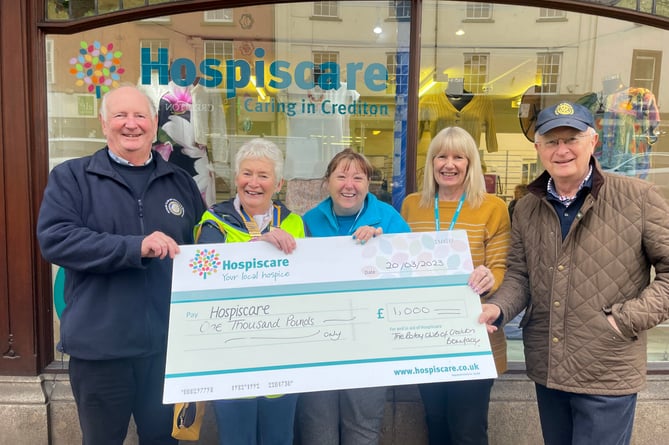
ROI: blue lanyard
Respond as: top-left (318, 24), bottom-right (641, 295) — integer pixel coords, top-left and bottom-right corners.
top-left (434, 192), bottom-right (465, 231)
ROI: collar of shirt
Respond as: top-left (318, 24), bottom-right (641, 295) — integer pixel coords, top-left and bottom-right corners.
top-left (547, 164), bottom-right (593, 207)
top-left (233, 195), bottom-right (273, 233)
top-left (107, 149), bottom-right (153, 166)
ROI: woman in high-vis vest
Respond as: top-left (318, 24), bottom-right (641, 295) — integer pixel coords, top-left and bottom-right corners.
top-left (194, 138), bottom-right (305, 445)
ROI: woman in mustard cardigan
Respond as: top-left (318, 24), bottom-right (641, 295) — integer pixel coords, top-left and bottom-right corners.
top-left (400, 126), bottom-right (510, 445)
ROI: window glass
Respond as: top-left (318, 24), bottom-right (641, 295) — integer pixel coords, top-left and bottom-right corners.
top-left (47, 2), bottom-right (410, 357)
top-left (46, 1), bottom-right (668, 365)
top-left (418, 1), bottom-right (668, 363)
top-left (44, 0), bottom-right (669, 21)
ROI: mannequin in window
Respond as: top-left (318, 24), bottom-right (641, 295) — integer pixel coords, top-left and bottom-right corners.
top-left (285, 64), bottom-right (360, 180)
top-left (141, 75), bottom-right (219, 207)
top-left (418, 79), bottom-right (497, 153)
top-left (153, 81), bottom-right (217, 207)
top-left (445, 77), bottom-right (474, 111)
top-left (577, 75), bottom-right (660, 174)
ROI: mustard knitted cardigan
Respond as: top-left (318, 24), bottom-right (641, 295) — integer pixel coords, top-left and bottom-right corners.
top-left (401, 192), bottom-right (511, 374)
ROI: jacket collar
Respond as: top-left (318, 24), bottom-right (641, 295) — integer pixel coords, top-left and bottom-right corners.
top-left (209, 199), bottom-right (293, 232)
top-left (528, 156), bottom-right (605, 200)
top-left (316, 193), bottom-right (383, 232)
top-left (86, 147), bottom-right (174, 180)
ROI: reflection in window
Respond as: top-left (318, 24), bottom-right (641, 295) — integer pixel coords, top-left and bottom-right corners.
top-left (386, 53), bottom-right (400, 95)
top-left (140, 39), bottom-right (169, 61)
top-left (631, 50), bottom-right (661, 96)
top-left (313, 51), bottom-right (339, 88)
top-left (204, 40), bottom-right (233, 92)
top-left (48, 0), bottom-right (178, 19)
top-left (140, 16), bottom-right (170, 23)
top-left (463, 53), bottom-right (489, 94)
top-left (46, 39), bottom-right (55, 84)
top-left (204, 9), bottom-right (233, 23)
top-left (313, 1), bottom-right (339, 18)
top-left (44, 2), bottom-right (669, 367)
top-left (536, 52), bottom-right (562, 94)
top-left (466, 2), bottom-right (492, 20)
top-left (204, 40), bottom-right (233, 65)
top-left (389, 0), bottom-right (411, 19)
top-left (539, 8), bottom-right (566, 19)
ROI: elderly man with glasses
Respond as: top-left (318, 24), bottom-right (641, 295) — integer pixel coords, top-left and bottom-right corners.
top-left (479, 101), bottom-right (669, 445)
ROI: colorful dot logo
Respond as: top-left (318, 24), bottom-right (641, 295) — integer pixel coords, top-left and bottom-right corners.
top-left (189, 249), bottom-right (221, 280)
top-left (69, 41), bottom-right (125, 98)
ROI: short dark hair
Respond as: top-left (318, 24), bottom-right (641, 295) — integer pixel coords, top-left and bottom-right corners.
top-left (324, 148), bottom-right (374, 180)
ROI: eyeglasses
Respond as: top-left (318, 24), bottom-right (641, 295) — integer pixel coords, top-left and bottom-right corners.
top-left (537, 133), bottom-right (592, 149)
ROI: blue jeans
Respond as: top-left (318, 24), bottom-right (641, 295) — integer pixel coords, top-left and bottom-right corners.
top-left (296, 387), bottom-right (387, 445)
top-left (535, 383), bottom-right (637, 445)
top-left (213, 395), bottom-right (297, 445)
top-left (419, 379), bottom-right (494, 445)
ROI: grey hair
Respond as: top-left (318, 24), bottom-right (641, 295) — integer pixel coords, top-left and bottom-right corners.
top-left (99, 83), bottom-right (157, 121)
top-left (234, 138), bottom-right (284, 185)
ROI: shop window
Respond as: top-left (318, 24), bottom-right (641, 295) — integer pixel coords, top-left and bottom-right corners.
top-left (312, 1), bottom-right (339, 19)
top-left (43, 1), bottom-right (669, 372)
top-left (463, 53), bottom-right (489, 94)
top-left (536, 52), bottom-right (562, 94)
top-left (465, 2), bottom-right (492, 20)
top-left (204, 9), bottom-right (233, 24)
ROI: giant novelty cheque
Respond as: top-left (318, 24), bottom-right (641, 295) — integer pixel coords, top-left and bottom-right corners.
top-left (163, 230), bottom-right (497, 403)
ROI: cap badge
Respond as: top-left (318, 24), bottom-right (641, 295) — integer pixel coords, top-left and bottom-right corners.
top-left (555, 103), bottom-right (574, 116)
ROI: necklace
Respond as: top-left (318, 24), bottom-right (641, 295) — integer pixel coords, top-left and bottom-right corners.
top-left (239, 205), bottom-right (280, 238)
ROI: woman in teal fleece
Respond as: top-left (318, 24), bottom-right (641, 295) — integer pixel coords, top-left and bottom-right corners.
top-left (296, 148), bottom-right (410, 445)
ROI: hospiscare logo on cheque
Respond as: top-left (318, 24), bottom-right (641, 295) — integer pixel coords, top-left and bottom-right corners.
top-left (188, 248), bottom-right (222, 279)
top-left (188, 248), bottom-right (291, 281)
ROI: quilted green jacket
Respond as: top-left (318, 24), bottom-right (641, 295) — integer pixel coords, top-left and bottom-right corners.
top-left (490, 158), bottom-right (669, 395)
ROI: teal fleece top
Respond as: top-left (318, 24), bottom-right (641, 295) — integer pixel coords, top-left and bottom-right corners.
top-left (303, 193), bottom-right (410, 237)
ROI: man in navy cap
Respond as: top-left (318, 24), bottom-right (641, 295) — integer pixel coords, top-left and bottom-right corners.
top-left (479, 101), bottom-right (669, 445)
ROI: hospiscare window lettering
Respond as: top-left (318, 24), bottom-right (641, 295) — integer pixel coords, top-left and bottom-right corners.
top-left (140, 47), bottom-right (391, 116)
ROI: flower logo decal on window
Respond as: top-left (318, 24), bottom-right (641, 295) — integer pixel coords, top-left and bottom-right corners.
top-left (189, 249), bottom-right (221, 280)
top-left (69, 41), bottom-right (125, 98)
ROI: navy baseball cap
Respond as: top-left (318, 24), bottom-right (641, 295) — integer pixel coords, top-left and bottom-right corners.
top-left (535, 102), bottom-right (594, 135)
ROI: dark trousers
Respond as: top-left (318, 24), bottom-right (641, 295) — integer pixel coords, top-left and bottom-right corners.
top-left (419, 379), bottom-right (494, 445)
top-left (213, 394), bottom-right (297, 445)
top-left (69, 355), bottom-right (177, 445)
top-left (535, 383), bottom-right (637, 445)
top-left (296, 387), bottom-right (387, 445)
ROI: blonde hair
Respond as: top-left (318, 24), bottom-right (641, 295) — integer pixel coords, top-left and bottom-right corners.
top-left (418, 126), bottom-right (487, 208)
